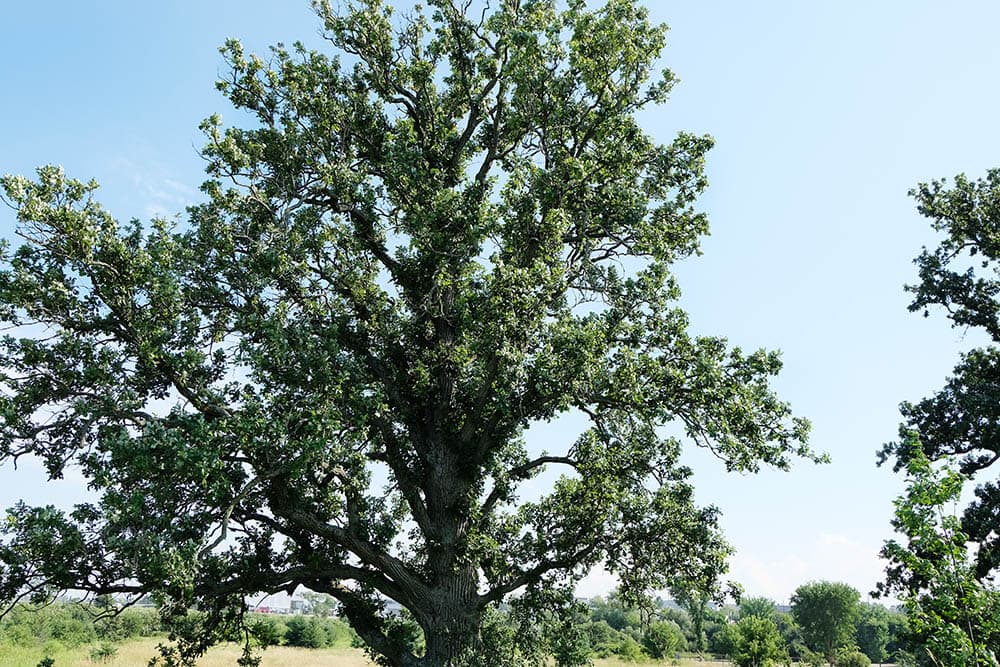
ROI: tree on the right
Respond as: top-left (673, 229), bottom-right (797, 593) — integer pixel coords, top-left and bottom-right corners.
top-left (879, 435), bottom-right (999, 666)
top-left (879, 171), bottom-right (1000, 665)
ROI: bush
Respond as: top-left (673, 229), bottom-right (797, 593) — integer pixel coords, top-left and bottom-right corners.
top-left (89, 642), bottom-right (119, 663)
top-left (284, 616), bottom-right (330, 648)
top-left (642, 620), bottom-right (686, 659)
top-left (0, 603), bottom-right (96, 648)
top-left (835, 647), bottom-right (871, 667)
top-left (710, 622), bottom-right (739, 657)
top-left (798, 647), bottom-right (825, 667)
top-left (248, 616), bottom-right (284, 647)
top-left (583, 620), bottom-right (623, 658)
top-left (281, 614), bottom-right (354, 648)
top-left (95, 607), bottom-right (161, 640)
top-left (614, 635), bottom-right (646, 662)
top-left (731, 616), bottom-right (788, 667)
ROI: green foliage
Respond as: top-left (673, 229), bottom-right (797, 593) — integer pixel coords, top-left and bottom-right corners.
top-left (835, 647), bottom-right (871, 667)
top-left (773, 612), bottom-right (806, 660)
top-left (798, 647), bottom-right (826, 667)
top-left (854, 604), bottom-right (890, 664)
top-left (710, 621), bottom-right (739, 657)
top-left (791, 581), bottom-right (861, 663)
top-left (0, 0), bottom-right (816, 664)
top-left (95, 608), bottom-right (161, 641)
top-left (246, 616), bottom-right (283, 648)
top-left (883, 610), bottom-right (908, 662)
top-left (464, 605), bottom-right (538, 667)
top-left (582, 620), bottom-right (621, 658)
top-left (613, 635), bottom-right (646, 662)
top-left (669, 586), bottom-right (710, 653)
top-left (282, 614), bottom-right (353, 649)
top-left (879, 169), bottom-right (1000, 666)
top-left (739, 597), bottom-right (777, 622)
top-left (731, 616), bottom-right (788, 667)
top-left (587, 593), bottom-right (642, 632)
top-left (88, 641), bottom-right (118, 663)
top-left (538, 597), bottom-right (591, 667)
top-left (659, 607), bottom-right (700, 652)
top-left (36, 658), bottom-right (54, 667)
top-left (642, 620), bottom-right (686, 659)
top-left (0, 603), bottom-right (99, 648)
top-left (283, 616), bottom-right (326, 649)
top-left (878, 439), bottom-right (1000, 665)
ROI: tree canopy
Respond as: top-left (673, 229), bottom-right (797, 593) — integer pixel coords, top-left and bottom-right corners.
top-left (730, 616), bottom-right (788, 667)
top-left (0, 1), bottom-right (814, 665)
top-left (739, 596), bottom-right (778, 622)
top-left (879, 439), bottom-right (1000, 665)
top-left (878, 170), bottom-right (1000, 666)
top-left (880, 170), bottom-right (1000, 579)
top-left (790, 581), bottom-right (860, 664)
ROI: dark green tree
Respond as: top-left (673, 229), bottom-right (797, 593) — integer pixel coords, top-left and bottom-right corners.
top-left (790, 582), bottom-right (861, 664)
top-left (669, 585), bottom-right (709, 653)
top-left (284, 615), bottom-right (332, 649)
top-left (854, 604), bottom-right (890, 665)
top-left (877, 169), bottom-right (1000, 666)
top-left (773, 612), bottom-right (806, 661)
top-left (0, 1), bottom-right (814, 665)
top-left (879, 170), bottom-right (1000, 580)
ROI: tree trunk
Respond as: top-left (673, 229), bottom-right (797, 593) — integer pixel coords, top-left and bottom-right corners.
top-left (422, 617), bottom-right (479, 666)
top-left (418, 569), bottom-right (481, 666)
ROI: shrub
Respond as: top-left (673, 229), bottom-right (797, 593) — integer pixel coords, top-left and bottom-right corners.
top-left (284, 615), bottom-right (329, 648)
top-left (89, 642), bottom-right (118, 663)
top-left (614, 635), bottom-right (646, 662)
top-left (1, 604), bottom-right (96, 648)
top-left (642, 620), bottom-right (687, 659)
top-left (248, 616), bottom-right (283, 647)
top-left (583, 620), bottom-right (623, 658)
top-left (731, 616), bottom-right (788, 667)
top-left (710, 621), bottom-right (739, 656)
top-left (95, 607), bottom-right (161, 641)
top-left (835, 647), bottom-right (871, 667)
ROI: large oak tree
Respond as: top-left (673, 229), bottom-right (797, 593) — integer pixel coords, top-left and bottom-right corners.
top-left (0, 1), bottom-right (814, 665)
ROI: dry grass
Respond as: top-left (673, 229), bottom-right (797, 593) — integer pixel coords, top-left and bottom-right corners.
top-left (0, 639), bottom-right (737, 667)
top-left (0, 638), bottom-right (375, 667)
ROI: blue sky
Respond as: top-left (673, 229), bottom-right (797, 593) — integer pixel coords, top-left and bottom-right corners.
top-left (2, 1), bottom-right (1000, 605)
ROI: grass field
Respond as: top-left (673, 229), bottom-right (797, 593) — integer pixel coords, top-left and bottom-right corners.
top-left (0, 638), bottom-right (374, 667)
top-left (0, 638), bottom-right (736, 666)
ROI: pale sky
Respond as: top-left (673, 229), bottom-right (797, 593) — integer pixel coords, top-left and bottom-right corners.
top-left (3, 1), bottom-right (1000, 606)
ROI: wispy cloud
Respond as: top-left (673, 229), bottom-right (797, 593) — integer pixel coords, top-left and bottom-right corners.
top-left (728, 532), bottom-right (889, 605)
top-left (110, 156), bottom-right (199, 219)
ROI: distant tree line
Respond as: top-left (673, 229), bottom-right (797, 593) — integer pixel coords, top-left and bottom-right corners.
top-left (0, 599), bottom-right (358, 654)
top-left (0, 602), bottom-right (160, 651)
top-left (561, 583), bottom-right (907, 667)
top-left (0, 583), bottom-right (926, 666)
